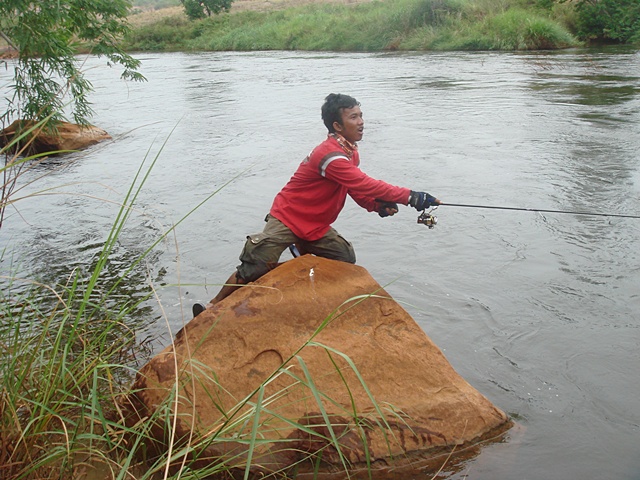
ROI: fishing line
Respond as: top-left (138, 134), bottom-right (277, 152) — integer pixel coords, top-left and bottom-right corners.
top-left (438, 203), bottom-right (640, 219)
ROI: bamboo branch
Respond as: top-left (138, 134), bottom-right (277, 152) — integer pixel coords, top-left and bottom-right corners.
top-left (0, 30), bottom-right (18, 52)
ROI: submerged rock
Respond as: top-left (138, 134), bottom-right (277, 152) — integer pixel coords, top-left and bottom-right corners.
top-left (124, 255), bottom-right (511, 477)
top-left (0, 120), bottom-right (111, 154)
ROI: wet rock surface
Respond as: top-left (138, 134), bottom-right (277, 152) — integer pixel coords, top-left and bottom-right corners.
top-left (125, 255), bottom-right (511, 477)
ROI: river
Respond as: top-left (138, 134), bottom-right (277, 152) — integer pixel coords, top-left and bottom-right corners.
top-left (1, 48), bottom-right (639, 479)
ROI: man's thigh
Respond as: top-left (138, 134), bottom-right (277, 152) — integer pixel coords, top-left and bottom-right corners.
top-left (237, 216), bottom-right (298, 281)
top-left (303, 228), bottom-right (356, 264)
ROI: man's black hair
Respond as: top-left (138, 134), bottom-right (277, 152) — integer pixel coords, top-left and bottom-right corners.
top-left (321, 93), bottom-right (360, 133)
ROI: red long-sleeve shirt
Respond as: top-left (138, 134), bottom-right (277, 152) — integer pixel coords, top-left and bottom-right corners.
top-left (270, 135), bottom-right (411, 241)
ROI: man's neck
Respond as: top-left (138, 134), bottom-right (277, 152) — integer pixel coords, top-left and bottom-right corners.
top-left (329, 133), bottom-right (357, 158)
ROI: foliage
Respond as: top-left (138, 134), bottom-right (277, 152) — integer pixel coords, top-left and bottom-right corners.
top-left (573, 0), bottom-right (640, 42)
top-left (181, 0), bottom-right (234, 20)
top-left (0, 0), bottom-right (145, 127)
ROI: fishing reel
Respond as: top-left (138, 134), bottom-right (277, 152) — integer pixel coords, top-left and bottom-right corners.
top-left (417, 208), bottom-right (438, 229)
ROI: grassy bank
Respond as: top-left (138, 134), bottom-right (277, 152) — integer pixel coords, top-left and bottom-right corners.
top-left (123, 0), bottom-right (580, 52)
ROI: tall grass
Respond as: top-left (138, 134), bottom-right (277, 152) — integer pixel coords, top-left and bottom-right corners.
top-left (0, 274), bottom-right (141, 478)
top-left (0, 125), bottom-right (168, 478)
top-left (123, 0), bottom-right (580, 52)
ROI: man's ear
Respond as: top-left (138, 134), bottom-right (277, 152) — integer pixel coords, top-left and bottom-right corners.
top-left (332, 120), bottom-right (343, 133)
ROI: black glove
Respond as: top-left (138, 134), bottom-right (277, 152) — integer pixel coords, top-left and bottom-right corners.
top-left (377, 201), bottom-right (398, 217)
top-left (409, 191), bottom-right (438, 211)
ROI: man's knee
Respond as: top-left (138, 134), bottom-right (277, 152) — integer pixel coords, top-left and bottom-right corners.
top-left (328, 240), bottom-right (356, 263)
top-left (237, 232), bottom-right (289, 282)
top-left (337, 244), bottom-right (356, 264)
top-left (236, 263), bottom-right (269, 283)
top-left (305, 233), bottom-right (356, 264)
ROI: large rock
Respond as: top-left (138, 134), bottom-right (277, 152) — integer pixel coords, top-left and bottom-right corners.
top-left (0, 120), bottom-right (111, 154)
top-left (125, 255), bottom-right (511, 477)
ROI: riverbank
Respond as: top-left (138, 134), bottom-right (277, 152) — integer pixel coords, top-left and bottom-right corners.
top-left (123, 0), bottom-right (581, 52)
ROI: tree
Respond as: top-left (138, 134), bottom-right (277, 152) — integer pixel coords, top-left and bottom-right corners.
top-left (181, 0), bottom-right (234, 20)
top-left (0, 0), bottom-right (145, 127)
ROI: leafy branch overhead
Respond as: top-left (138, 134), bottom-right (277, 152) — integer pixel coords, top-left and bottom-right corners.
top-left (0, 0), bottom-right (145, 126)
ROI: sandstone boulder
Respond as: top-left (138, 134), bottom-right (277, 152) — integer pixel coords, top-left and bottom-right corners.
top-left (125, 255), bottom-right (511, 477)
top-left (0, 120), bottom-right (111, 154)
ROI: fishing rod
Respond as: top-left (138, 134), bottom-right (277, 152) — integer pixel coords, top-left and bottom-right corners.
top-left (416, 202), bottom-right (640, 228)
top-left (439, 203), bottom-right (640, 219)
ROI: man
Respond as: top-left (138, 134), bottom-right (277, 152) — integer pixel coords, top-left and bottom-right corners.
top-left (193, 93), bottom-right (440, 316)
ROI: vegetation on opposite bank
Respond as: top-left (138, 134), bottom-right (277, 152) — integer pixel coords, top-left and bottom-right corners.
top-left (124, 0), bottom-right (614, 52)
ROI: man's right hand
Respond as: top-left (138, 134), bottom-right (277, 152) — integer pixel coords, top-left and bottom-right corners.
top-left (409, 191), bottom-right (440, 211)
top-left (378, 201), bottom-right (399, 217)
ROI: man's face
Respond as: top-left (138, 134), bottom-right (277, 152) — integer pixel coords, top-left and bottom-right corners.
top-left (334, 105), bottom-right (364, 144)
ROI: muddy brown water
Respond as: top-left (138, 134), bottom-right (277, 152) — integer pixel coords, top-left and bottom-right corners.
top-left (2, 48), bottom-right (640, 479)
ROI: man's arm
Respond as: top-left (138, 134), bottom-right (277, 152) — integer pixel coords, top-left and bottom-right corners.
top-left (324, 159), bottom-right (411, 211)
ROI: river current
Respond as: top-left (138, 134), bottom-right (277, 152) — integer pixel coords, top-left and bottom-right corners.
top-left (2, 49), bottom-right (639, 479)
